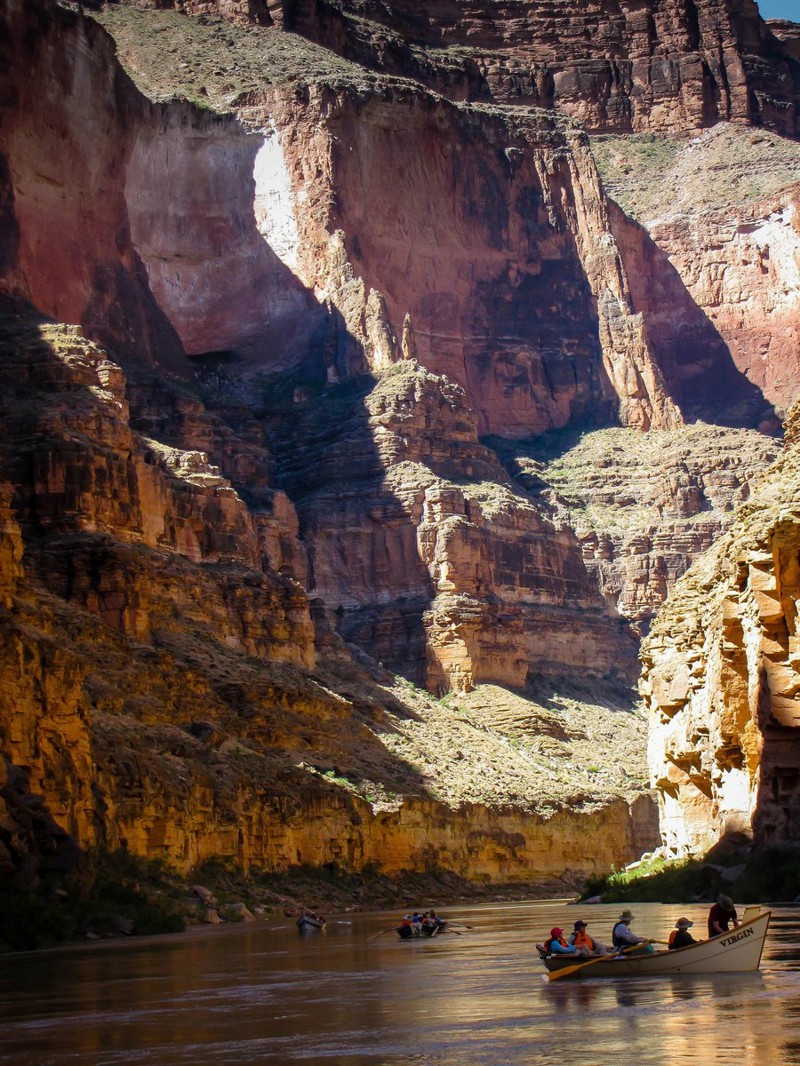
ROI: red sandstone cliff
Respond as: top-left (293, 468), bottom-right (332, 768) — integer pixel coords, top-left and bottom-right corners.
top-left (0, 303), bottom-right (658, 882)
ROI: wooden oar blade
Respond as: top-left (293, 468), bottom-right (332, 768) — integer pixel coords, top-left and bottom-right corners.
top-left (544, 953), bottom-right (607, 981)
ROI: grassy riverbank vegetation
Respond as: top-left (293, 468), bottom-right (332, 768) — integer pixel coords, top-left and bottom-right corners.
top-left (581, 845), bottom-right (800, 905)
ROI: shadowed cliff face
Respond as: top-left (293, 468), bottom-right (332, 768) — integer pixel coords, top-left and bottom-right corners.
top-left (0, 303), bottom-right (658, 881)
top-left (6, 2), bottom-right (781, 441)
top-left (594, 124), bottom-right (800, 424)
top-left (0, 0), bottom-right (187, 373)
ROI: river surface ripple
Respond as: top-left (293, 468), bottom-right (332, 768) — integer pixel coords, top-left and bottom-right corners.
top-left (1, 900), bottom-right (799, 1065)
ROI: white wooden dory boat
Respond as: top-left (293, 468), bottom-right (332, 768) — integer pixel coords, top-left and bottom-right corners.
top-left (539, 908), bottom-right (770, 979)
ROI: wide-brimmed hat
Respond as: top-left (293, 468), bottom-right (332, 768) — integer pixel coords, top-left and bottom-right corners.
top-left (573, 920), bottom-right (588, 929)
top-left (675, 917), bottom-right (694, 928)
top-left (717, 894), bottom-right (734, 910)
top-left (618, 909), bottom-right (635, 922)
top-left (550, 927), bottom-right (563, 938)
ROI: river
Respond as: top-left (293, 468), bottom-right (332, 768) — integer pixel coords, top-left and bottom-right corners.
top-left (1, 900), bottom-right (799, 1065)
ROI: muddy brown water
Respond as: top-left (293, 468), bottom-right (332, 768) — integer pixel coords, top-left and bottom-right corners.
top-left (1, 900), bottom-right (799, 1065)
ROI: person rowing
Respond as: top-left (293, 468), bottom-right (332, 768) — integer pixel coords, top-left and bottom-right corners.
top-left (708, 894), bottom-right (739, 938)
top-left (611, 909), bottom-right (654, 955)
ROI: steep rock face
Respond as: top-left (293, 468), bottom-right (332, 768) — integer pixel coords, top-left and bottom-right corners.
top-left (1, 0), bottom-right (794, 890)
top-left (266, 361), bottom-right (639, 692)
top-left (641, 403), bottom-right (800, 854)
top-left (281, 0), bottom-right (800, 136)
top-left (595, 125), bottom-right (800, 422)
top-left (0, 0), bottom-right (187, 372)
top-left (94, 5), bottom-right (775, 439)
top-left (0, 304), bottom-right (315, 663)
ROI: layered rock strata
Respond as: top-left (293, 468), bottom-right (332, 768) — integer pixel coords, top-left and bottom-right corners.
top-left (496, 423), bottom-right (781, 634)
top-left (0, 305), bottom-right (658, 880)
top-left (1, 0), bottom-right (796, 890)
top-left (642, 403), bottom-right (800, 854)
top-left (266, 360), bottom-right (641, 692)
top-left (92, 4), bottom-right (778, 438)
top-left (281, 0), bottom-right (800, 136)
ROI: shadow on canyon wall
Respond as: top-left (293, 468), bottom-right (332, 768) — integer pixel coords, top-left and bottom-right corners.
top-left (260, 360), bottom-right (437, 686)
top-left (608, 200), bottom-right (779, 434)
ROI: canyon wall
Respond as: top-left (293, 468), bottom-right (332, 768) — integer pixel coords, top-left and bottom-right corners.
top-left (499, 423), bottom-right (781, 635)
top-left (642, 401), bottom-right (800, 854)
top-left (0, 306), bottom-right (658, 881)
top-left (2, 0), bottom-right (799, 891)
top-left (594, 124), bottom-right (800, 423)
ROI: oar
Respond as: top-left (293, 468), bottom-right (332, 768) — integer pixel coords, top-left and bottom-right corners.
top-left (367, 928), bottom-right (397, 940)
top-left (542, 939), bottom-right (664, 982)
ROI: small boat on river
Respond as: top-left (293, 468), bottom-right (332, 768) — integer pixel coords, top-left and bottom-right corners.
top-left (538, 908), bottom-right (770, 978)
top-left (297, 913), bottom-right (326, 932)
top-left (396, 912), bottom-right (449, 939)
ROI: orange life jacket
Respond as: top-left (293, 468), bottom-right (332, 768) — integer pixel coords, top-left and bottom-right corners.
top-left (573, 929), bottom-right (596, 951)
top-left (668, 930), bottom-right (678, 948)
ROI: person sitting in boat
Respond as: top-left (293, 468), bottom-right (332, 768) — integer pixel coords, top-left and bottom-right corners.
top-left (397, 918), bottom-right (414, 940)
top-left (403, 913), bottom-right (424, 936)
top-left (708, 894), bottom-right (739, 938)
top-left (420, 912), bottom-right (444, 936)
top-left (545, 927), bottom-right (580, 955)
top-left (428, 909), bottom-right (446, 932)
top-left (568, 919), bottom-right (608, 956)
top-left (668, 917), bottom-right (698, 949)
top-left (611, 909), bottom-right (654, 955)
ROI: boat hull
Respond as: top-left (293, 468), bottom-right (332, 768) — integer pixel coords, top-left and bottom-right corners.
top-left (540, 910), bottom-right (770, 978)
top-left (297, 917), bottom-right (326, 932)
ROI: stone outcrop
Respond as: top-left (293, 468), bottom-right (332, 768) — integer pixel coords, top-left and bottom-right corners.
top-left (0, 0), bottom-right (187, 373)
top-left (642, 402), bottom-right (800, 854)
top-left (0, 298), bottom-right (658, 885)
top-left (267, 360), bottom-right (641, 692)
top-left (91, 4), bottom-right (779, 438)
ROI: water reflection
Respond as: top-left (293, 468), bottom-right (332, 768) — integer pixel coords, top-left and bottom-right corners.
top-left (0, 903), bottom-right (798, 1065)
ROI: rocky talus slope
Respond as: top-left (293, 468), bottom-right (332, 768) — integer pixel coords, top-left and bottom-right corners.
top-left (0, 0), bottom-right (798, 899)
top-left (642, 402), bottom-right (800, 855)
top-left (495, 423), bottom-right (781, 634)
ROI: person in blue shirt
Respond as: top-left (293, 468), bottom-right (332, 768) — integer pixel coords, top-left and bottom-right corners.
top-left (546, 926), bottom-right (580, 954)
